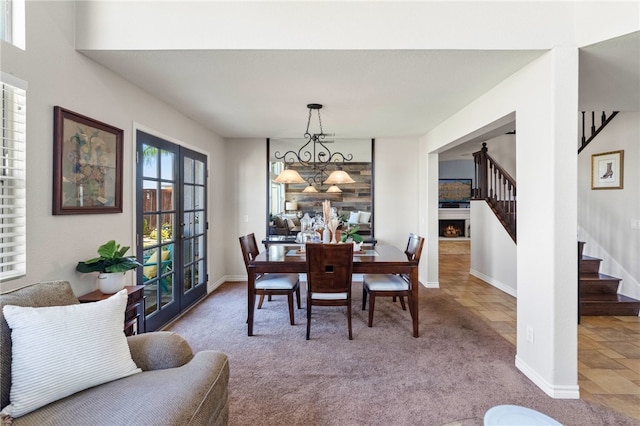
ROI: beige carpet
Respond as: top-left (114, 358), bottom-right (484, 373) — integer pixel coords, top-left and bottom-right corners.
top-left (167, 281), bottom-right (637, 426)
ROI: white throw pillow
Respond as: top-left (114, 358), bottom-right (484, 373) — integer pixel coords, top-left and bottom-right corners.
top-left (358, 211), bottom-right (371, 223)
top-left (1, 290), bottom-right (141, 418)
top-left (349, 211), bottom-right (360, 224)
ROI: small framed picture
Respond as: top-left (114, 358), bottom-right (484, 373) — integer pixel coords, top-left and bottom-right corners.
top-left (591, 150), bottom-right (624, 190)
top-left (53, 106), bottom-right (124, 214)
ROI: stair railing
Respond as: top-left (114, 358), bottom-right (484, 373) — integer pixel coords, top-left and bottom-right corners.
top-left (473, 143), bottom-right (517, 243)
top-left (578, 111), bottom-right (618, 154)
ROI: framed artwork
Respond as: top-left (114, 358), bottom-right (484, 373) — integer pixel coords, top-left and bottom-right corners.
top-left (53, 106), bottom-right (124, 214)
top-left (438, 178), bottom-right (472, 204)
top-left (591, 150), bottom-right (624, 190)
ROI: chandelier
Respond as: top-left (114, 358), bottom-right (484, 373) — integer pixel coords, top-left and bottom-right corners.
top-left (273, 104), bottom-right (355, 191)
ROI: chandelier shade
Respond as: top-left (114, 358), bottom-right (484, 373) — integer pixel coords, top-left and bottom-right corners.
top-left (273, 168), bottom-right (305, 184)
top-left (302, 185), bottom-right (318, 193)
top-left (326, 185), bottom-right (342, 193)
top-left (324, 169), bottom-right (355, 185)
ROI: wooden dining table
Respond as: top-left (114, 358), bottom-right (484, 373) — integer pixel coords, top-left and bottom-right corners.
top-left (247, 244), bottom-right (420, 337)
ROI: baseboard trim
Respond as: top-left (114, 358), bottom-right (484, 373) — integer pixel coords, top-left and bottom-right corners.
top-left (470, 269), bottom-right (516, 297)
top-left (515, 355), bottom-right (580, 399)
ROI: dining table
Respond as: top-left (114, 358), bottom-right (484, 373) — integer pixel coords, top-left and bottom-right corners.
top-left (246, 244), bottom-right (420, 337)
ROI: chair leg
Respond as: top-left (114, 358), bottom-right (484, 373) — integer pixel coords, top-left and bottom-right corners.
top-left (399, 296), bottom-right (407, 310)
top-left (258, 294), bottom-right (265, 309)
top-left (296, 285), bottom-right (302, 309)
top-left (362, 286), bottom-right (367, 310)
top-left (368, 294), bottom-right (376, 327)
top-left (287, 293), bottom-right (295, 325)
top-left (306, 303), bottom-right (312, 340)
top-left (347, 302), bottom-right (353, 340)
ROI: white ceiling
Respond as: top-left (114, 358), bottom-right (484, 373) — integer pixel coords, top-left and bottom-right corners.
top-left (80, 32), bottom-right (639, 150)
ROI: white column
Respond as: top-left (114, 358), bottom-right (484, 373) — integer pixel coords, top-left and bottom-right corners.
top-left (515, 45), bottom-right (580, 398)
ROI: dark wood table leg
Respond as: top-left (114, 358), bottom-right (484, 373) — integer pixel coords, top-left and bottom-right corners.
top-left (248, 264), bottom-right (255, 336)
top-left (411, 266), bottom-right (419, 337)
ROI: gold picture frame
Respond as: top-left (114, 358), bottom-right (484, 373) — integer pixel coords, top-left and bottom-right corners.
top-left (53, 106), bottom-right (124, 214)
top-left (591, 150), bottom-right (624, 190)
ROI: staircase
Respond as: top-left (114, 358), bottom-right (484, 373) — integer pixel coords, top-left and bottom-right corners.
top-left (473, 143), bottom-right (516, 243)
top-left (578, 241), bottom-right (640, 316)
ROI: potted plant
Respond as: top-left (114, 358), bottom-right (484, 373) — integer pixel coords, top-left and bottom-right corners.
top-left (341, 225), bottom-right (364, 248)
top-left (76, 240), bottom-right (142, 294)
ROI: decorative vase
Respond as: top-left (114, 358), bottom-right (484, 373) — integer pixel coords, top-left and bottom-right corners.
top-left (322, 228), bottom-right (331, 243)
top-left (97, 272), bottom-right (126, 294)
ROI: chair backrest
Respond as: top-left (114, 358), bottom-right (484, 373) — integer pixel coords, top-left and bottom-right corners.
top-left (305, 243), bottom-right (354, 295)
top-left (405, 233), bottom-right (425, 265)
top-left (239, 233), bottom-right (260, 272)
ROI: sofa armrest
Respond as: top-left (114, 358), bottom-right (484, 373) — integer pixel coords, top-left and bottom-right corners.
top-left (126, 331), bottom-right (194, 371)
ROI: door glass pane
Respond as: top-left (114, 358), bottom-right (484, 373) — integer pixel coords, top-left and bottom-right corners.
top-left (160, 150), bottom-right (174, 180)
top-left (142, 186), bottom-right (158, 212)
top-left (184, 212), bottom-right (195, 240)
top-left (184, 185), bottom-right (194, 210)
top-left (195, 160), bottom-right (205, 184)
top-left (159, 243), bottom-right (174, 307)
top-left (195, 212), bottom-right (204, 234)
top-left (184, 157), bottom-right (194, 183)
top-left (195, 186), bottom-right (204, 210)
top-left (158, 215), bottom-right (174, 243)
top-left (184, 265), bottom-right (194, 291)
top-left (195, 235), bottom-right (204, 258)
top-left (196, 259), bottom-right (205, 284)
top-left (160, 182), bottom-right (174, 211)
top-left (183, 236), bottom-right (193, 265)
top-left (143, 214), bottom-right (158, 244)
top-left (142, 144), bottom-right (158, 178)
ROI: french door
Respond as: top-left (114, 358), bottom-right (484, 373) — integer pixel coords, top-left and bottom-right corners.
top-left (136, 130), bottom-right (208, 331)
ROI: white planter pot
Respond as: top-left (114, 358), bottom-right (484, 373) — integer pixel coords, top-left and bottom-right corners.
top-left (97, 272), bottom-right (126, 294)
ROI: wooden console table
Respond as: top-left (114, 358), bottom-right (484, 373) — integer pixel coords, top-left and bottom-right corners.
top-left (79, 285), bottom-right (145, 336)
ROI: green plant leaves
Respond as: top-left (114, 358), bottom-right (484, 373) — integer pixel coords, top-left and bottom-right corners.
top-left (76, 240), bottom-right (141, 274)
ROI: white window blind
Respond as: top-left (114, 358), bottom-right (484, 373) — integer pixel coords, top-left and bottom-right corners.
top-left (1, 74), bottom-right (26, 281)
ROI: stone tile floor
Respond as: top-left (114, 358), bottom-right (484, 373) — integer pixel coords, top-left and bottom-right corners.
top-left (439, 240), bottom-right (640, 421)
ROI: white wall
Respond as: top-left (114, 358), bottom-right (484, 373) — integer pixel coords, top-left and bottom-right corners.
top-left (484, 133), bottom-right (517, 178)
top-left (224, 138), bottom-right (268, 279)
top-left (439, 160), bottom-right (474, 180)
top-left (470, 203), bottom-right (517, 296)
top-left (374, 138), bottom-right (421, 253)
top-left (0, 2), bottom-right (226, 295)
top-left (578, 112), bottom-right (640, 300)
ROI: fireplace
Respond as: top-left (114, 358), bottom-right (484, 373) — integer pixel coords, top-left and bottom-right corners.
top-left (439, 219), bottom-right (466, 238)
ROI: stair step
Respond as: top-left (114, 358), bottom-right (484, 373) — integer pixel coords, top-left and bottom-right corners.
top-left (579, 255), bottom-right (602, 274)
top-left (579, 273), bottom-right (621, 294)
top-left (580, 294), bottom-right (640, 316)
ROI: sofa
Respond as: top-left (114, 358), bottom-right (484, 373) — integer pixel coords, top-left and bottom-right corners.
top-left (0, 281), bottom-right (229, 425)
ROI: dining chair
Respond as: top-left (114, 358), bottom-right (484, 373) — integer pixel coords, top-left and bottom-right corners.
top-left (239, 233), bottom-right (301, 326)
top-left (305, 243), bottom-right (355, 340)
top-left (362, 233), bottom-right (425, 327)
